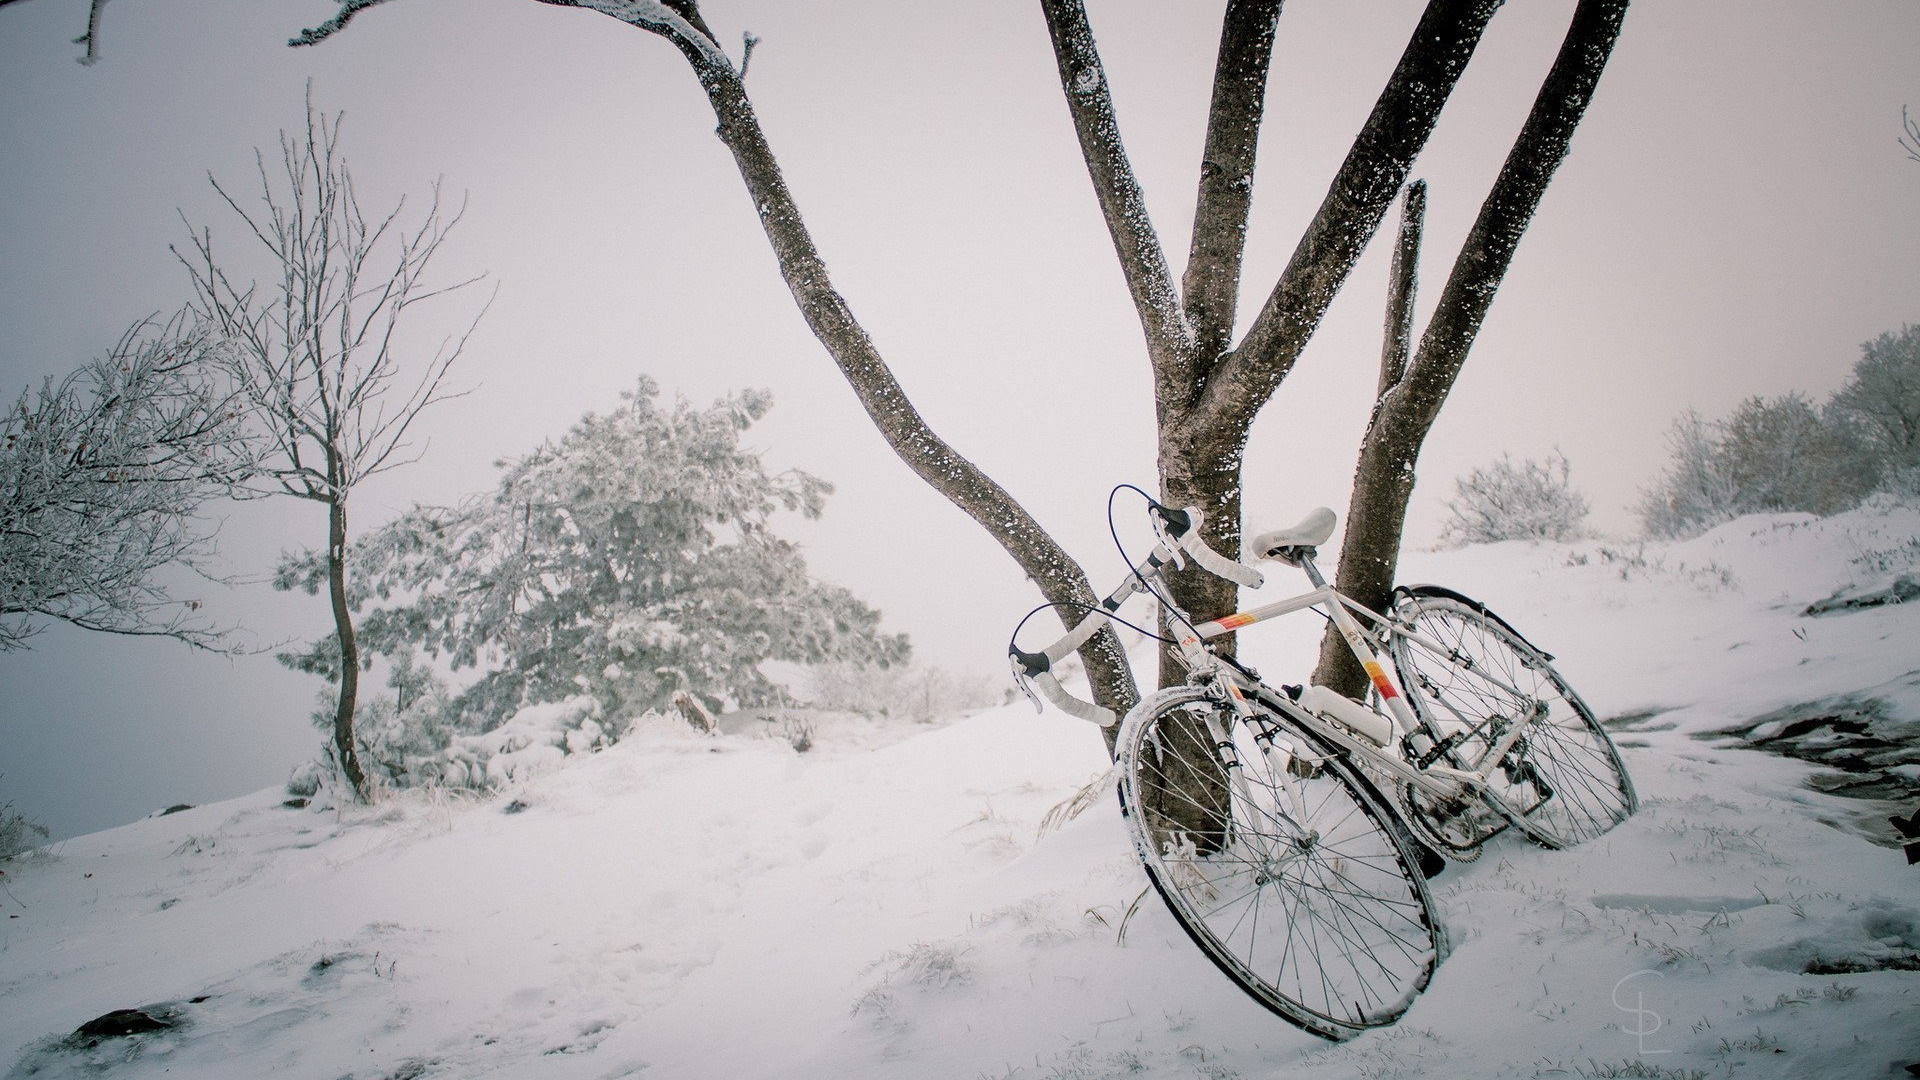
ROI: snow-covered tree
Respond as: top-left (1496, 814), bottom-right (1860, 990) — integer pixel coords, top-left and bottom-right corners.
top-left (275, 378), bottom-right (908, 767)
top-left (1719, 393), bottom-right (1876, 515)
top-left (1636, 411), bottom-right (1740, 540)
top-left (177, 96), bottom-right (488, 800)
top-left (1, 316), bottom-right (254, 650)
top-left (1438, 451), bottom-right (1589, 546)
top-left (1830, 323), bottom-right (1920, 481)
top-left (1637, 395), bottom-right (1877, 539)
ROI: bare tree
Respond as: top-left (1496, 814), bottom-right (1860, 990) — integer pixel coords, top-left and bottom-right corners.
top-left (292, 1), bottom-right (1629, 728)
top-left (1, 315), bottom-right (254, 650)
top-left (176, 98), bottom-right (488, 800)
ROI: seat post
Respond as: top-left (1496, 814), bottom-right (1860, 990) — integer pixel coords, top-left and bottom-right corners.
top-left (1297, 549), bottom-right (1328, 589)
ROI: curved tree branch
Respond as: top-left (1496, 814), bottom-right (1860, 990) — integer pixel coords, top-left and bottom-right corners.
top-left (1192, 0), bottom-right (1501, 441)
top-left (289, 0), bottom-right (400, 48)
top-left (1040, 0), bottom-right (1194, 405)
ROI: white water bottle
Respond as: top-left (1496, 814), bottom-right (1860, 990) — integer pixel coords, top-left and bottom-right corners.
top-left (1295, 684), bottom-right (1394, 747)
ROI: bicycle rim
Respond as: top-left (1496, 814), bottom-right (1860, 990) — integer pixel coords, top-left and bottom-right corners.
top-left (1117, 687), bottom-right (1442, 1040)
top-left (1389, 594), bottom-right (1636, 848)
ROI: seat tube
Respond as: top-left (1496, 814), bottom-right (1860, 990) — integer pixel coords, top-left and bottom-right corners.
top-left (1299, 554), bottom-right (1421, 736)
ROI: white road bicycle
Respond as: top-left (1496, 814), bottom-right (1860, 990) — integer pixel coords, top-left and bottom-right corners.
top-left (1008, 489), bottom-right (1636, 1041)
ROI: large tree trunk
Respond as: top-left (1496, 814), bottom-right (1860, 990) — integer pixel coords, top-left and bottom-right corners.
top-left (1316, 0), bottom-right (1630, 700)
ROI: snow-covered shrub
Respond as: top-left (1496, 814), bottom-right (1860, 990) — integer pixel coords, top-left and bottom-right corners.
top-left (779, 711), bottom-right (816, 753)
top-left (0, 786), bottom-right (49, 858)
top-left (411, 697), bottom-right (613, 791)
top-left (285, 760), bottom-right (326, 800)
top-left (1718, 394), bottom-right (1877, 514)
top-left (1638, 325), bottom-right (1919, 539)
top-left (1438, 451), bottom-right (1589, 546)
top-left (1638, 396), bottom-right (1877, 539)
top-left (273, 379), bottom-right (909, 785)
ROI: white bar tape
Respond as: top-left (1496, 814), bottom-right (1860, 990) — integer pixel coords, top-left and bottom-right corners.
top-left (1173, 507), bottom-right (1264, 589)
top-left (1033, 671), bottom-right (1119, 727)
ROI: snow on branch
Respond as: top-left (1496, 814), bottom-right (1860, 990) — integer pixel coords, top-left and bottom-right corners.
top-left (1039, 0), bottom-right (1192, 371)
top-left (296, 0), bottom-right (733, 72)
top-left (289, 0), bottom-right (401, 48)
top-left (1195, 0), bottom-right (1501, 440)
top-left (0, 315), bottom-right (259, 651)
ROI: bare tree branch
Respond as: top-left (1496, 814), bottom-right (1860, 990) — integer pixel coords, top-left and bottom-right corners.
top-left (1377, 178), bottom-right (1425, 399)
top-left (0, 314), bottom-right (258, 651)
top-left (1193, 0), bottom-right (1502, 440)
top-left (1039, 0), bottom-right (1194, 395)
top-left (1397, 0), bottom-right (1630, 427)
top-left (73, 0), bottom-right (109, 64)
top-left (0, 0), bottom-right (115, 63)
top-left (288, 0), bottom-right (401, 48)
top-left (1182, 0), bottom-right (1282, 378)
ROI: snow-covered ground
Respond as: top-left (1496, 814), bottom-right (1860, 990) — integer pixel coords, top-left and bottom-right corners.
top-left (4, 502), bottom-right (1919, 1079)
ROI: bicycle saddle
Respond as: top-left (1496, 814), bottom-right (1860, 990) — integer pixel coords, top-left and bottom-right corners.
top-left (1250, 506), bottom-right (1336, 560)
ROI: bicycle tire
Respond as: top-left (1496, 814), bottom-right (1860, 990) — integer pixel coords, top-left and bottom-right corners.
top-left (1387, 589), bottom-right (1636, 849)
top-left (1116, 686), bottom-right (1443, 1040)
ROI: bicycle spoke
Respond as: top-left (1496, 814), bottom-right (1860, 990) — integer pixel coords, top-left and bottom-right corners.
top-left (1389, 595), bottom-right (1635, 849)
top-left (1120, 690), bottom-right (1440, 1039)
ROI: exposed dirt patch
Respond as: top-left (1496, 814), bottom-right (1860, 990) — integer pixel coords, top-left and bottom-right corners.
top-left (1695, 678), bottom-right (1920, 846)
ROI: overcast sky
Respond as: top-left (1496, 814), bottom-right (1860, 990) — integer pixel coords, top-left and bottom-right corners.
top-left (3, 0), bottom-right (1916, 841)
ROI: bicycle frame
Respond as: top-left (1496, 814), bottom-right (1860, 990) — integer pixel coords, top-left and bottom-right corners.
top-left (1009, 500), bottom-right (1544, 809)
top-left (1160, 552), bottom-right (1540, 809)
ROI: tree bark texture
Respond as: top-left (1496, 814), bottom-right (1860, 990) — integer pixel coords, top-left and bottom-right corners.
top-left (1377, 180), bottom-right (1426, 400)
top-left (1315, 0), bottom-right (1631, 700)
top-left (326, 484), bottom-right (369, 799)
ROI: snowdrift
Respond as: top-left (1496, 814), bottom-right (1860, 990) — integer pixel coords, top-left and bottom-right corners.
top-left (4, 502), bottom-right (1918, 1079)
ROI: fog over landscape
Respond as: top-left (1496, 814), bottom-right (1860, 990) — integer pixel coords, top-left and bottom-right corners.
top-left (2, 0), bottom-right (1917, 840)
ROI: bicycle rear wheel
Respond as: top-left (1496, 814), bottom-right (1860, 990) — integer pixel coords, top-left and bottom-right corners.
top-left (1117, 686), bottom-right (1442, 1041)
top-left (1388, 589), bottom-right (1636, 848)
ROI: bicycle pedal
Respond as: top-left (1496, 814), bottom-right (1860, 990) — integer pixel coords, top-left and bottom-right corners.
top-left (1406, 730), bottom-right (1465, 770)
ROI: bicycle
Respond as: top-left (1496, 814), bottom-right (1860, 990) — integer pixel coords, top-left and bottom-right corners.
top-left (1007, 487), bottom-right (1636, 1041)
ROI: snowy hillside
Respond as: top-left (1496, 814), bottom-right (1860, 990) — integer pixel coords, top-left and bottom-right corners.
top-left (4, 501), bottom-right (1919, 1079)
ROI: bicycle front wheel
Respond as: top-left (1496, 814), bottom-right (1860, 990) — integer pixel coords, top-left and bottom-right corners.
top-left (1388, 588), bottom-right (1636, 849)
top-left (1116, 686), bottom-right (1442, 1041)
